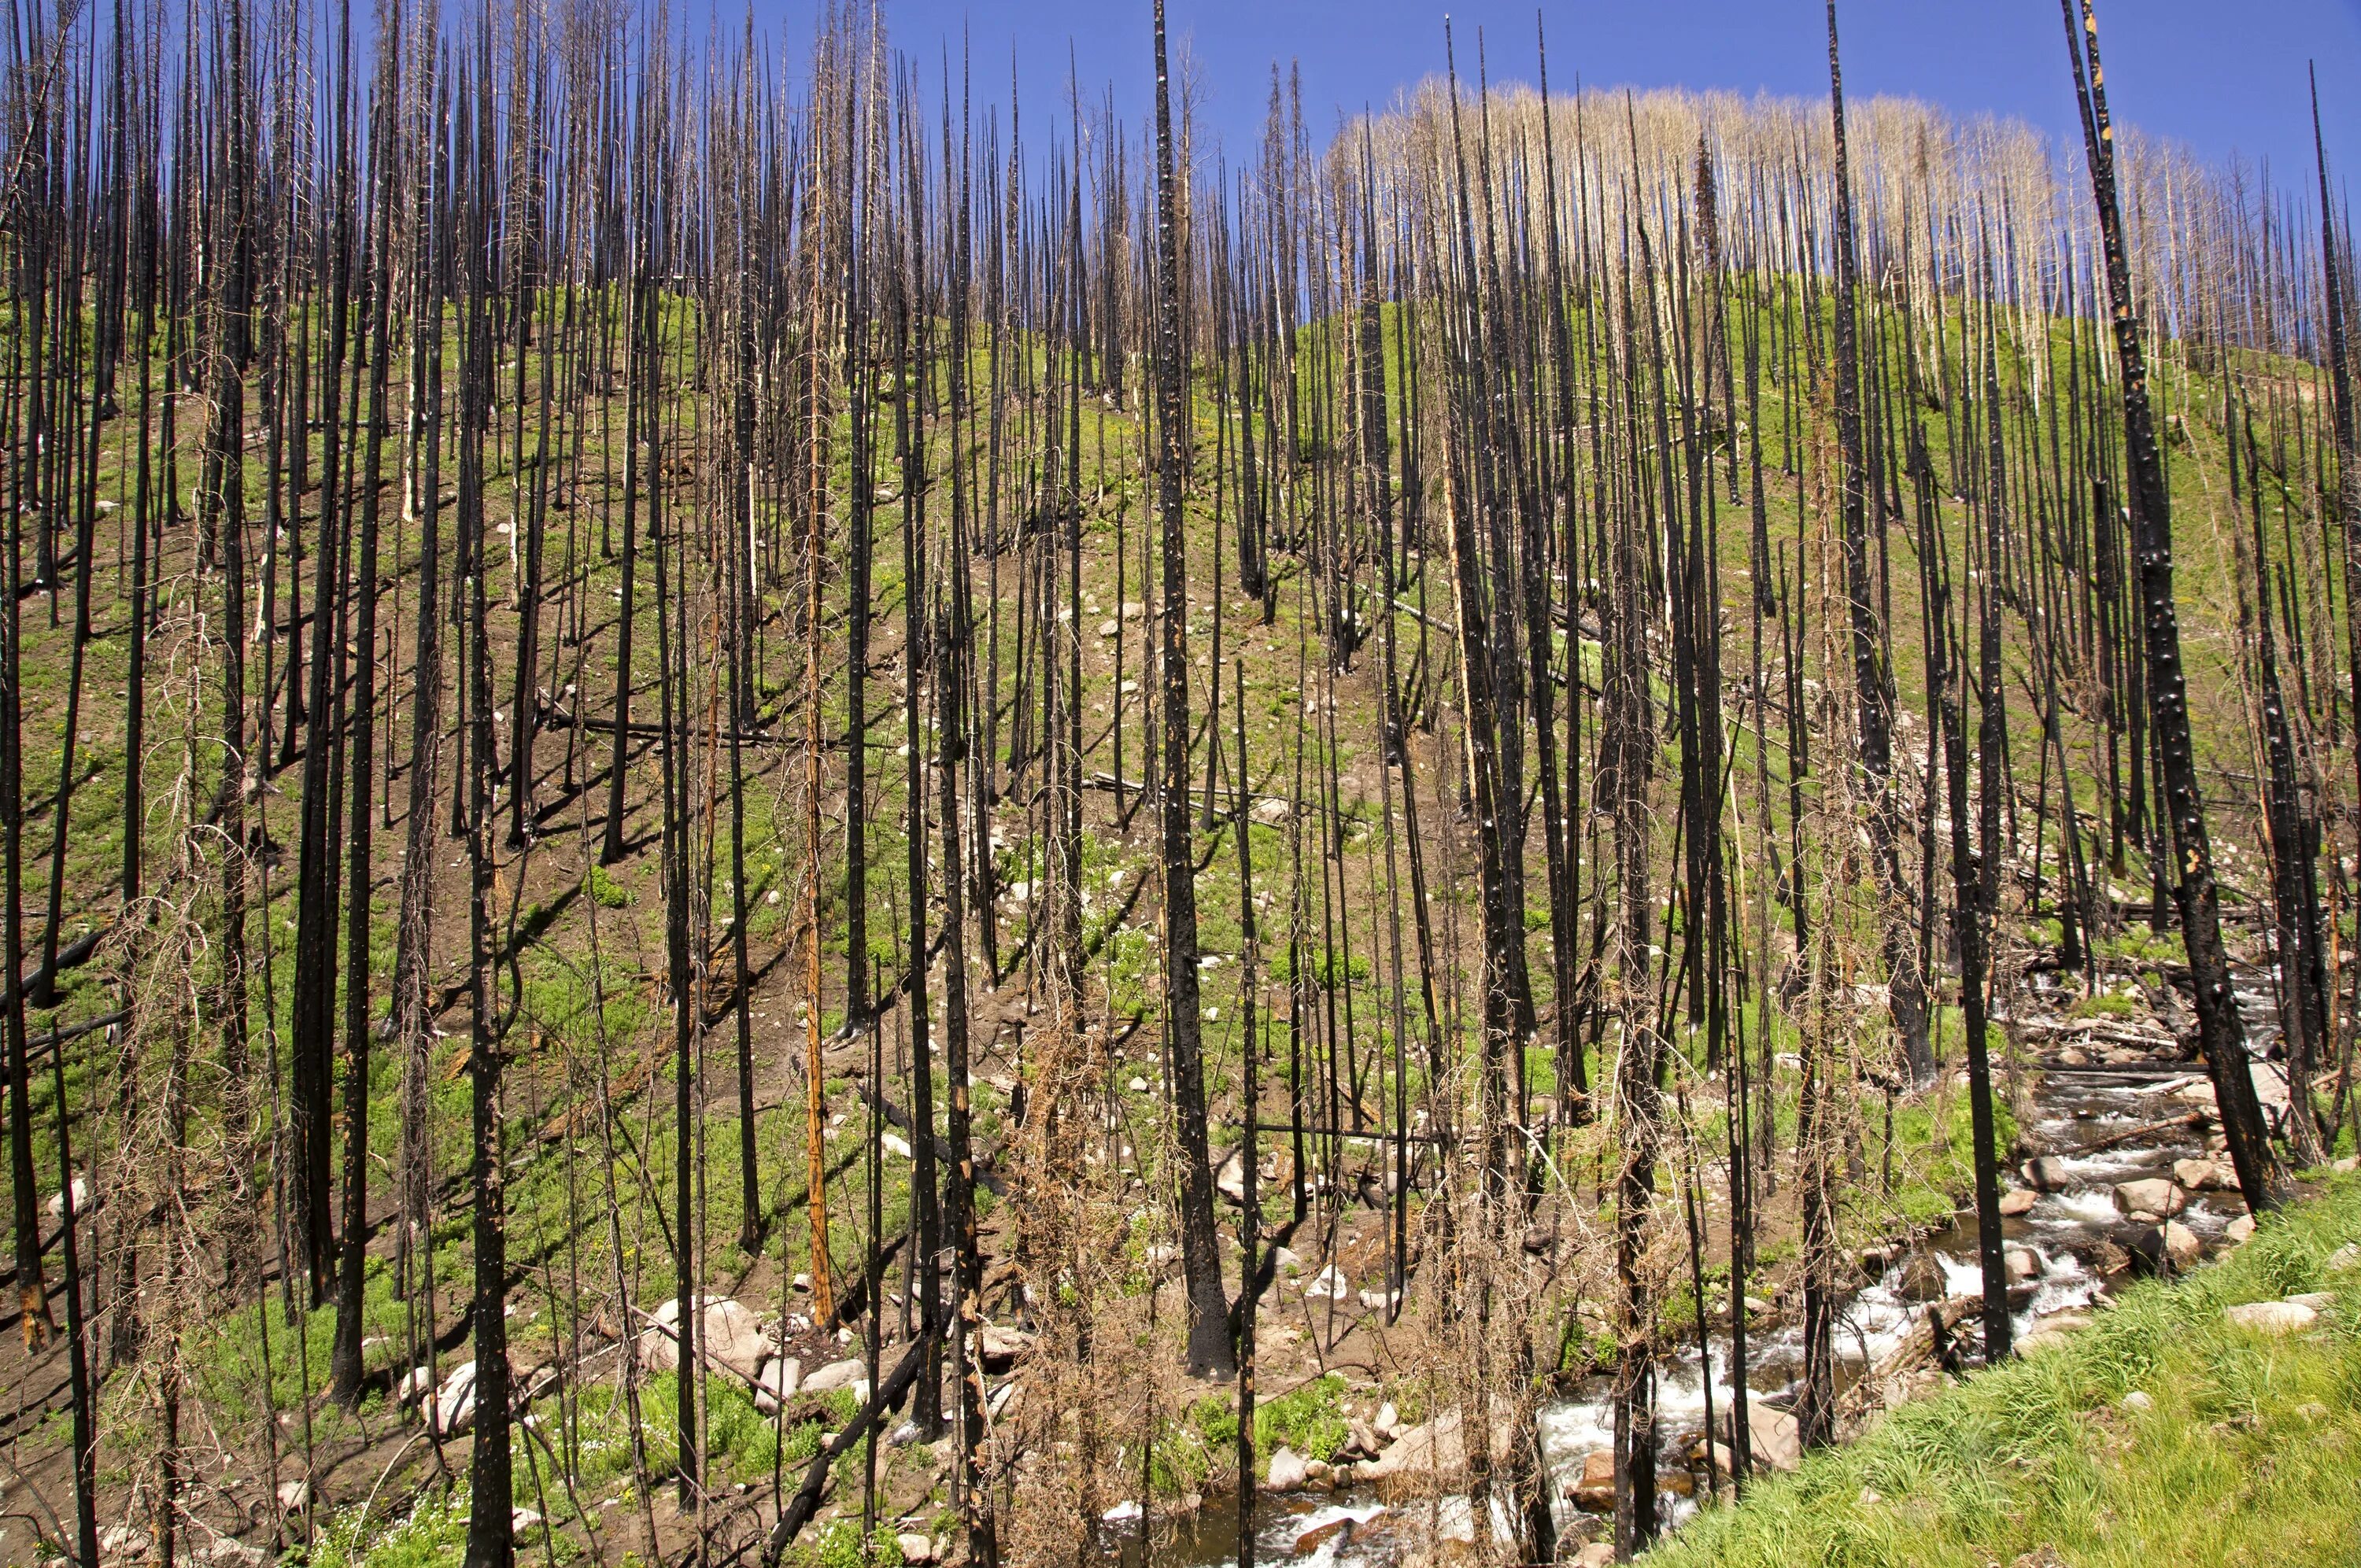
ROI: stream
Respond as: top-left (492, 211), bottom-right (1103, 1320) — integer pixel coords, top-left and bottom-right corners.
top-left (1128, 965), bottom-right (2290, 1567)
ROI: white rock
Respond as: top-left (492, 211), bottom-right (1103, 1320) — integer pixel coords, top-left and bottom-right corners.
top-left (1100, 1500), bottom-right (1143, 1523)
top-left (396, 1364), bottom-right (435, 1406)
top-left (803, 1357), bottom-right (868, 1394)
top-left (896, 1533), bottom-right (935, 1562)
top-left (2173, 1157), bottom-right (2233, 1192)
top-left (2225, 1299), bottom-right (2318, 1334)
top-left (1264, 1445), bottom-right (1311, 1490)
top-left (2121, 1390), bottom-right (2153, 1412)
top-left (881, 1132), bottom-right (913, 1159)
top-left (698, 1297), bottom-right (776, 1382)
top-left (2226, 1214), bottom-right (2258, 1245)
top-left (2325, 1241), bottom-right (2359, 1271)
top-left (1743, 1402), bottom-right (1801, 1472)
top-left (275, 1480), bottom-right (311, 1511)
top-left (429, 1360), bottom-right (479, 1437)
top-left (2163, 1220), bottom-right (2201, 1268)
top-left (979, 1324), bottom-right (1035, 1369)
top-left (510, 1508), bottom-right (543, 1533)
top-left (753, 1357), bottom-right (802, 1415)
top-left (44, 1178), bottom-right (88, 1221)
top-left (101, 1524), bottom-right (152, 1559)
top-left (2112, 1178), bottom-right (2188, 1219)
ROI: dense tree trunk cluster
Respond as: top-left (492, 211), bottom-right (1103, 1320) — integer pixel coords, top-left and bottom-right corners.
top-left (0, 1), bottom-right (2352, 1565)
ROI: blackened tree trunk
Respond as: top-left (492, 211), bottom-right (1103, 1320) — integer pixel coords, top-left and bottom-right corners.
top-left (1828, 1), bottom-right (1934, 1088)
top-left (460, 46), bottom-right (514, 1566)
top-left (2062, 0), bottom-right (2284, 1211)
top-left (1150, 0), bottom-right (1233, 1382)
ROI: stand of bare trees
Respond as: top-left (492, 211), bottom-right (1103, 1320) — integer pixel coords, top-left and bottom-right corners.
top-left (0, 2), bottom-right (2352, 1566)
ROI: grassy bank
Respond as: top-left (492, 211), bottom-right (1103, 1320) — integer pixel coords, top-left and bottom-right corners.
top-left (1642, 1171), bottom-right (2361, 1568)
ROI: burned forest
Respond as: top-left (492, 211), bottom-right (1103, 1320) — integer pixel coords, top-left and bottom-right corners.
top-left (1, 1), bottom-right (2358, 1566)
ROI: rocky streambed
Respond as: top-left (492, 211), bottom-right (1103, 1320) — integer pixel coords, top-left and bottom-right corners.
top-left (1132, 962), bottom-right (2338, 1568)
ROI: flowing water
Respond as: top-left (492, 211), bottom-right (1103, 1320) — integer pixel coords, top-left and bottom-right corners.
top-left (1128, 967), bottom-right (2289, 1567)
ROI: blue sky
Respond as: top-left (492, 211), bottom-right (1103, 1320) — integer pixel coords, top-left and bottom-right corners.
top-left (807, 0), bottom-right (2361, 193)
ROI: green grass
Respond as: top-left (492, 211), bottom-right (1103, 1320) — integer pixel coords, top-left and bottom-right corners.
top-left (1642, 1171), bottom-right (2361, 1568)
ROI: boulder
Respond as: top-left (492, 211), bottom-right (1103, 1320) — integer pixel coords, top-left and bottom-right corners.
top-left (2224, 1299), bottom-right (2319, 1334)
top-left (2003, 1245), bottom-right (2041, 1284)
top-left (896, 1533), bottom-right (935, 1563)
top-left (2112, 1178), bottom-right (2187, 1219)
top-left (752, 1357), bottom-right (802, 1415)
top-left (1572, 1546), bottom-right (1616, 1568)
top-left (101, 1524), bottom-right (153, 1559)
top-left (2163, 1221), bottom-right (2201, 1268)
top-left (803, 1356), bottom-right (868, 1395)
top-left (1571, 1449), bottom-right (1615, 1512)
top-left (1361, 1408), bottom-right (1465, 1481)
top-left (510, 1508), bottom-right (543, 1533)
top-left (2023, 1156), bottom-right (2072, 1191)
top-left (2172, 1157), bottom-right (2233, 1192)
top-left (698, 1297), bottom-right (774, 1382)
top-left (1264, 1446), bottom-right (1311, 1491)
top-left (428, 1361), bottom-right (478, 1437)
top-left (2324, 1241), bottom-right (2358, 1272)
top-left (2225, 1214), bottom-right (2257, 1245)
top-left (1215, 1147), bottom-right (1248, 1205)
top-left (275, 1480), bottom-right (311, 1512)
top-left (1742, 1402), bottom-right (1801, 1473)
top-left (1998, 1188), bottom-right (2039, 1217)
top-left (2017, 1313), bottom-right (2089, 1354)
top-left (44, 1178), bottom-right (87, 1222)
top-left (978, 1325), bottom-right (1035, 1371)
top-left (1892, 1253), bottom-right (1950, 1304)
top-left (2120, 1390), bottom-right (2153, 1412)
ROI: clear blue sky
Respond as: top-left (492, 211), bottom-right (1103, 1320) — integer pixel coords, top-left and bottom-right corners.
top-left (795, 0), bottom-right (2361, 195)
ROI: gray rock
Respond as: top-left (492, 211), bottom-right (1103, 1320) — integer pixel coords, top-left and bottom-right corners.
top-left (1743, 1402), bottom-right (1801, 1472)
top-left (2023, 1156), bottom-right (2071, 1192)
top-left (2163, 1221), bottom-right (2201, 1268)
top-left (2112, 1178), bottom-right (2188, 1218)
top-left (1893, 1253), bottom-right (1950, 1304)
top-left (2120, 1390), bottom-right (2153, 1412)
top-left (1264, 1446), bottom-right (1310, 1490)
top-left (2225, 1299), bottom-right (2318, 1334)
top-left (428, 1361), bottom-right (478, 1437)
top-left (802, 1356), bottom-right (868, 1394)
top-left (753, 1357), bottom-right (802, 1415)
top-left (698, 1297), bottom-right (774, 1382)
top-left (978, 1324), bottom-right (1034, 1370)
top-left (2172, 1157), bottom-right (2233, 1192)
